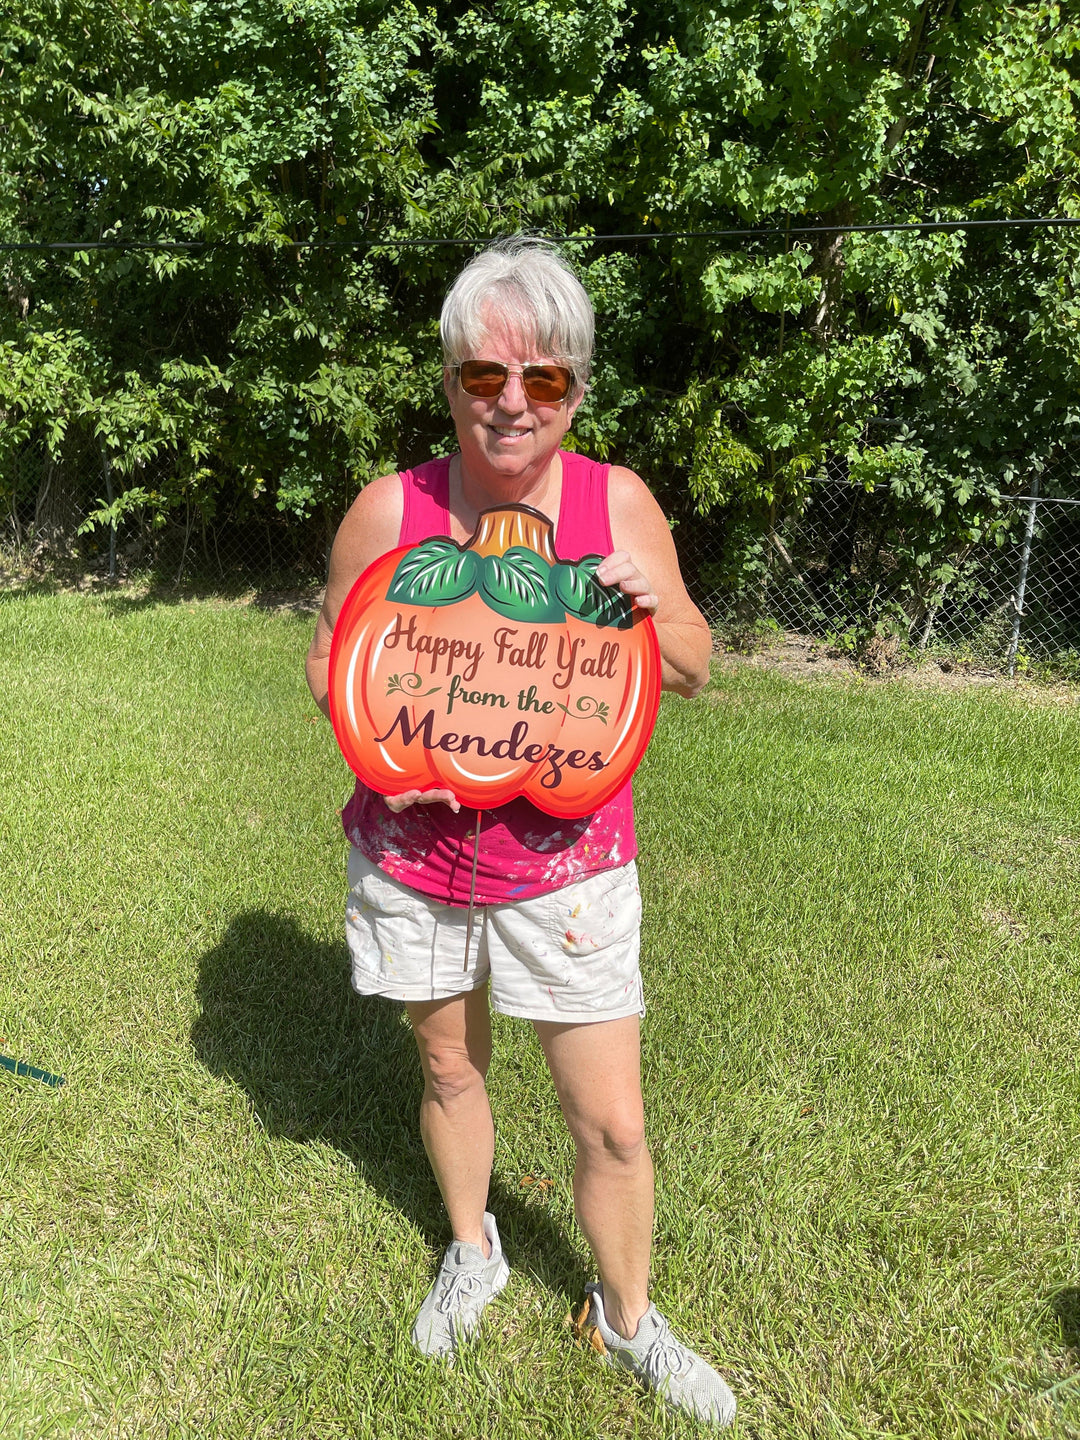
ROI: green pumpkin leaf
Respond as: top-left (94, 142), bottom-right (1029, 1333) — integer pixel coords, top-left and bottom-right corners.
top-left (478, 548), bottom-right (565, 623)
top-left (552, 556), bottom-right (636, 629)
top-left (387, 539), bottom-right (480, 607)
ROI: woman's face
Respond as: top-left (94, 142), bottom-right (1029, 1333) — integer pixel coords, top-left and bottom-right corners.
top-left (443, 316), bottom-right (582, 493)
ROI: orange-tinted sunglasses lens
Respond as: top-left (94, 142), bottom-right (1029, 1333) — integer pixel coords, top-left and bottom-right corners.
top-left (457, 361), bottom-right (574, 402)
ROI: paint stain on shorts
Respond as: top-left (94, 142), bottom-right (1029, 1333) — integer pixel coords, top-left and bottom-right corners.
top-left (563, 928), bottom-right (600, 952)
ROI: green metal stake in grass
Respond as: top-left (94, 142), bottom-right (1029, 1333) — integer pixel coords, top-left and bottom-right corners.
top-left (0, 1053), bottom-right (65, 1087)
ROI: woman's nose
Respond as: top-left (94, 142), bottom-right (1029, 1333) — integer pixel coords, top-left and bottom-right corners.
top-left (495, 371), bottom-right (528, 412)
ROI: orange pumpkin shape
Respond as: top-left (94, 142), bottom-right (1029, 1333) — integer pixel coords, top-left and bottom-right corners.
top-left (329, 504), bottom-right (661, 818)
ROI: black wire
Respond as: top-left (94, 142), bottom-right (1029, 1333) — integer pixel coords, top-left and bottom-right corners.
top-left (3, 215), bottom-right (1080, 253)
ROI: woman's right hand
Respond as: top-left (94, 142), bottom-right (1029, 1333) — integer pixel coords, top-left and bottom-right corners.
top-left (384, 788), bottom-right (461, 814)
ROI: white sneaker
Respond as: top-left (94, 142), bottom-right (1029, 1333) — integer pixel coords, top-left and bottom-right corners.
top-left (410, 1212), bottom-right (510, 1359)
top-left (581, 1282), bottom-right (736, 1428)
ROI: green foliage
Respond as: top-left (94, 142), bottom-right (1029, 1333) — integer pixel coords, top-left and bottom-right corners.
top-left (1, 0), bottom-right (446, 533)
top-left (2, 0), bottom-right (1079, 617)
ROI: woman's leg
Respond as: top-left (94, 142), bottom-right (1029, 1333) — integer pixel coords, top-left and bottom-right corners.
top-left (406, 987), bottom-right (494, 1252)
top-left (533, 1014), bottom-right (653, 1339)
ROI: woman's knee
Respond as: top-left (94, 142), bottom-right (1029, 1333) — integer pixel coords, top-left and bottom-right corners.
top-left (408, 992), bottom-right (492, 1104)
top-left (570, 1105), bottom-right (647, 1168)
top-left (421, 1043), bottom-right (489, 1105)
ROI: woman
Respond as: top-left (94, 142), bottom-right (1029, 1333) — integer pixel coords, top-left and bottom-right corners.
top-left (306, 237), bottom-right (735, 1428)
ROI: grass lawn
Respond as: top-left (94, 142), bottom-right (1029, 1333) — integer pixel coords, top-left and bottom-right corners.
top-left (1, 588), bottom-right (1079, 1440)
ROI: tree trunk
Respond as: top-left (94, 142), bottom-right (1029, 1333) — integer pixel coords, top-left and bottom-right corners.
top-left (808, 201), bottom-right (854, 346)
top-left (33, 438), bottom-right (84, 553)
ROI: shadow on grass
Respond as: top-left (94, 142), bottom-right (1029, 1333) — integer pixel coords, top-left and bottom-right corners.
top-left (96, 581), bottom-right (323, 616)
top-left (0, 567), bottom-right (322, 614)
top-left (190, 908), bottom-right (587, 1306)
top-left (0, 575), bottom-right (65, 603)
top-left (1051, 1288), bottom-right (1080, 1351)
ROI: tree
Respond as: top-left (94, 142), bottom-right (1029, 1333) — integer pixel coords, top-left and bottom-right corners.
top-left (2, 0), bottom-right (1078, 623)
top-left (1, 0), bottom-right (448, 554)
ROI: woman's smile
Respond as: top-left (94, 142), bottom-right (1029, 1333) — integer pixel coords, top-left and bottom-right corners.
top-left (444, 338), bottom-right (580, 502)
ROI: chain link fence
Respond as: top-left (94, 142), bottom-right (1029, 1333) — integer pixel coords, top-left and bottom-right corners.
top-left (2, 432), bottom-right (330, 590)
top-left (4, 432), bottom-right (1079, 676)
top-left (673, 454), bottom-right (1080, 677)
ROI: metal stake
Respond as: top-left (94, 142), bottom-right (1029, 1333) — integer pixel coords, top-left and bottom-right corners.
top-left (102, 447), bottom-right (116, 580)
top-left (463, 809), bottom-right (482, 971)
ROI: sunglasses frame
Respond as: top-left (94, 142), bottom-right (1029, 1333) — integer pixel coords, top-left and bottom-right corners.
top-left (452, 360), bottom-right (576, 404)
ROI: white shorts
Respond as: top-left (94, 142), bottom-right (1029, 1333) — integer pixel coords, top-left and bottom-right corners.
top-left (345, 849), bottom-right (645, 1024)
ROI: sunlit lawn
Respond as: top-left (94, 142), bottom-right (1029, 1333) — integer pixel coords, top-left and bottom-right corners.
top-left (1, 588), bottom-right (1079, 1439)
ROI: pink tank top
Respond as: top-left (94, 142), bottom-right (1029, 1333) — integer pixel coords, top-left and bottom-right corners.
top-left (341, 450), bottom-right (637, 906)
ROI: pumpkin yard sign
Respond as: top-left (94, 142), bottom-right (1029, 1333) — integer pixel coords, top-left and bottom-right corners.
top-left (328, 505), bottom-right (661, 818)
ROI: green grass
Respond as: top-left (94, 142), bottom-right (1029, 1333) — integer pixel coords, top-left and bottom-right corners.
top-left (1, 589), bottom-right (1079, 1439)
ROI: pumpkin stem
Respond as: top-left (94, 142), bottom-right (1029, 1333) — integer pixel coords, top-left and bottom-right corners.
top-left (466, 505), bottom-right (559, 563)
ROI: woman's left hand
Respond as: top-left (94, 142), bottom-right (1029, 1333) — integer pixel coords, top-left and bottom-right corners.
top-left (594, 551), bottom-right (659, 615)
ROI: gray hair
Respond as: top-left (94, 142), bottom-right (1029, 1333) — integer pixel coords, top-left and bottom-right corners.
top-left (439, 236), bottom-right (594, 389)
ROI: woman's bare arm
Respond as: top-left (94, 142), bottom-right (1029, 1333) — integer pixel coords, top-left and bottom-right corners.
top-left (603, 467), bottom-right (713, 697)
top-left (305, 473), bottom-right (404, 718)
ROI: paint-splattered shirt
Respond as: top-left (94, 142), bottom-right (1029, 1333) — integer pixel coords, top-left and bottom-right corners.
top-left (340, 451), bottom-right (637, 907)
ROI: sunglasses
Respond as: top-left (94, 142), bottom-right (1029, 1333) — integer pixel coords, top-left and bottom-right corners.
top-left (454, 360), bottom-right (575, 404)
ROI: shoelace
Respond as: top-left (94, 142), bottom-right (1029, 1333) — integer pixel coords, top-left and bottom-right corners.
top-left (641, 1322), bottom-right (694, 1386)
top-left (437, 1270), bottom-right (485, 1316)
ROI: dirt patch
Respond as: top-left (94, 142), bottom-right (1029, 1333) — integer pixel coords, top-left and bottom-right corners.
top-left (712, 632), bottom-right (856, 683)
top-left (981, 906), bottom-right (1029, 942)
top-left (711, 631), bottom-right (1079, 703)
top-left (249, 586), bottom-right (324, 616)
